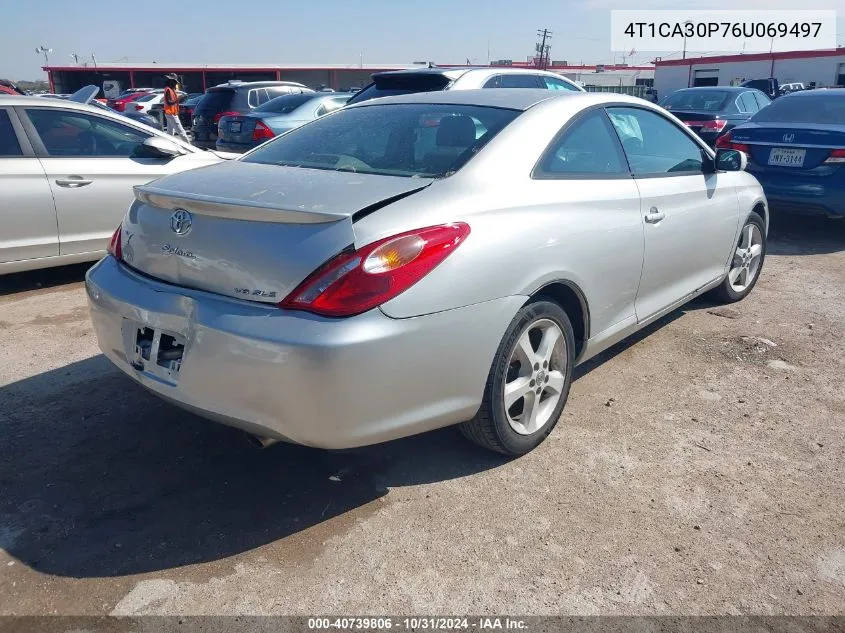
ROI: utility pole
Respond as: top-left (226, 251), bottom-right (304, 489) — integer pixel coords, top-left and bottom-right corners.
top-left (536, 29), bottom-right (552, 70)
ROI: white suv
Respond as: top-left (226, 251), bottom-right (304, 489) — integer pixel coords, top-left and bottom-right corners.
top-left (347, 67), bottom-right (584, 104)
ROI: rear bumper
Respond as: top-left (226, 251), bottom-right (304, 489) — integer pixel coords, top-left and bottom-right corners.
top-left (748, 168), bottom-right (845, 218)
top-left (215, 140), bottom-right (255, 153)
top-left (191, 124), bottom-right (217, 149)
top-left (85, 256), bottom-right (522, 449)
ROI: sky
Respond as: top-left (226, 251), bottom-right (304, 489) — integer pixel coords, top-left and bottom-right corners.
top-left (3, 0), bottom-right (843, 80)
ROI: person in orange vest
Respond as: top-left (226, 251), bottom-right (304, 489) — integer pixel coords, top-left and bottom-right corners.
top-left (163, 74), bottom-right (189, 142)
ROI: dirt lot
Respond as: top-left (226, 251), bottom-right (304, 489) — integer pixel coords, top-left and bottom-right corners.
top-left (0, 214), bottom-right (843, 616)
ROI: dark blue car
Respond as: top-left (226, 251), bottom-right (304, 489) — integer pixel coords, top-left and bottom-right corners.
top-left (717, 89), bottom-right (845, 218)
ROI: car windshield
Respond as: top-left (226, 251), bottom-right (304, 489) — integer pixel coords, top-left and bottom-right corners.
top-left (751, 94), bottom-right (845, 124)
top-left (136, 93), bottom-right (159, 102)
top-left (660, 90), bottom-right (729, 111)
top-left (256, 93), bottom-right (317, 114)
top-left (242, 103), bottom-right (520, 178)
top-left (346, 74), bottom-right (452, 104)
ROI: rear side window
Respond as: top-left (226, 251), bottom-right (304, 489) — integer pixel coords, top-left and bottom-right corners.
top-left (257, 94), bottom-right (317, 114)
top-left (752, 91), bottom-right (771, 110)
top-left (346, 74), bottom-right (452, 104)
top-left (751, 94), bottom-right (845, 124)
top-left (536, 110), bottom-right (627, 177)
top-left (0, 110), bottom-right (23, 156)
top-left (737, 93), bottom-right (758, 113)
top-left (484, 75), bottom-right (544, 88)
top-left (194, 89), bottom-right (234, 115)
top-left (248, 88), bottom-right (271, 107)
top-left (542, 76), bottom-right (580, 91)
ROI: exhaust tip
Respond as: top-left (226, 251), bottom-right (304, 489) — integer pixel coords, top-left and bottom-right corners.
top-left (244, 433), bottom-right (280, 449)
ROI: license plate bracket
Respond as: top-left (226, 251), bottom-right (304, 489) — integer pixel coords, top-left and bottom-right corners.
top-left (127, 324), bottom-right (185, 384)
top-left (768, 147), bottom-right (806, 167)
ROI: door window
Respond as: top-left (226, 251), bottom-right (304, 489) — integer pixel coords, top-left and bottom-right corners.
top-left (607, 107), bottom-right (705, 177)
top-left (535, 110), bottom-right (628, 177)
top-left (25, 109), bottom-right (151, 157)
top-left (0, 110), bottom-right (23, 156)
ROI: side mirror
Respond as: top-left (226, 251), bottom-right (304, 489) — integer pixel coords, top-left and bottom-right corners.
top-left (715, 148), bottom-right (747, 172)
top-left (136, 136), bottom-right (186, 159)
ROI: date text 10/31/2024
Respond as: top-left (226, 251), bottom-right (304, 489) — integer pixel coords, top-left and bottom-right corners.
top-left (307, 617), bottom-right (529, 630)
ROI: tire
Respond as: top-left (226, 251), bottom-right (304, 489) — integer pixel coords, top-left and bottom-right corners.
top-left (711, 211), bottom-right (766, 304)
top-left (460, 299), bottom-right (575, 456)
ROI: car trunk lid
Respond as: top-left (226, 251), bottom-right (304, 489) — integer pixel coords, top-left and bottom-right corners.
top-left (731, 122), bottom-right (845, 171)
top-left (120, 161), bottom-right (432, 303)
top-left (217, 115), bottom-right (259, 145)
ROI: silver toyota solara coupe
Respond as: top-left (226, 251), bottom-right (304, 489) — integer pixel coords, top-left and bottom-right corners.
top-left (86, 89), bottom-right (767, 455)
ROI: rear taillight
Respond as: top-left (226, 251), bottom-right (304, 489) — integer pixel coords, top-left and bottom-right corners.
top-left (213, 110), bottom-right (239, 123)
top-left (280, 223), bottom-right (471, 317)
top-left (823, 149), bottom-right (845, 164)
top-left (715, 131), bottom-right (750, 153)
top-left (252, 120), bottom-right (275, 141)
top-left (700, 119), bottom-right (728, 133)
top-left (107, 226), bottom-right (122, 260)
top-left (684, 120), bottom-right (727, 133)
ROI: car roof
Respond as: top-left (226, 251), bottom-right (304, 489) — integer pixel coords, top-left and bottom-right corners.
top-left (671, 86), bottom-right (756, 93)
top-left (345, 88), bottom-right (643, 111)
top-left (210, 81), bottom-right (308, 91)
top-left (371, 67), bottom-right (573, 80)
top-left (784, 87), bottom-right (845, 96)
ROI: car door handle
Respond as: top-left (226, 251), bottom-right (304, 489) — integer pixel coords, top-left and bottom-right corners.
top-left (644, 207), bottom-right (665, 224)
top-left (55, 177), bottom-right (93, 188)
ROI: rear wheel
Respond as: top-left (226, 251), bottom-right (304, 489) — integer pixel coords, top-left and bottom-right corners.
top-left (460, 300), bottom-right (575, 455)
top-left (712, 211), bottom-right (766, 303)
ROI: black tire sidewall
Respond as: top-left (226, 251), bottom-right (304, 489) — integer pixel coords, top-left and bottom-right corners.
top-left (487, 300), bottom-right (575, 454)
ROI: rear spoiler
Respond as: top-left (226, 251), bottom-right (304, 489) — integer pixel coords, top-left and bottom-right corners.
top-left (134, 185), bottom-right (350, 225)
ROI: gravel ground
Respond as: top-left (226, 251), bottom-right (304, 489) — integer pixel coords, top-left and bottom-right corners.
top-left (0, 214), bottom-right (843, 616)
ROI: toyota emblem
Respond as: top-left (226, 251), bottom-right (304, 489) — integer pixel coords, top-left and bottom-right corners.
top-left (170, 209), bottom-right (193, 236)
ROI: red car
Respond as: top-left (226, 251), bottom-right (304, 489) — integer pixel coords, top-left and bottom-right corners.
top-left (109, 90), bottom-right (154, 111)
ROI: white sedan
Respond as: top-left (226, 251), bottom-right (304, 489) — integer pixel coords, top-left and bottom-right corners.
top-left (0, 86), bottom-right (233, 274)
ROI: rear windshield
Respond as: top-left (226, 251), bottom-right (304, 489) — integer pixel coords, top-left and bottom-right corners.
top-left (660, 90), bottom-right (729, 112)
top-left (751, 93), bottom-right (845, 124)
top-left (135, 93), bottom-right (159, 102)
top-left (256, 93), bottom-right (317, 114)
top-left (346, 74), bottom-right (452, 105)
top-left (242, 103), bottom-right (519, 178)
top-left (194, 89), bottom-right (234, 115)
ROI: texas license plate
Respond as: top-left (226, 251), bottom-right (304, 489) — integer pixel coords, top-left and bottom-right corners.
top-left (768, 147), bottom-right (805, 167)
top-left (230, 121), bottom-right (242, 133)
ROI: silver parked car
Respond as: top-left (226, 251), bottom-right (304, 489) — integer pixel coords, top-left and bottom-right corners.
top-left (346, 67), bottom-right (584, 105)
top-left (86, 90), bottom-right (767, 455)
top-left (0, 86), bottom-right (232, 274)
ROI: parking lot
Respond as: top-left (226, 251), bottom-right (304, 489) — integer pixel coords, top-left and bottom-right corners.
top-left (0, 213), bottom-right (843, 616)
